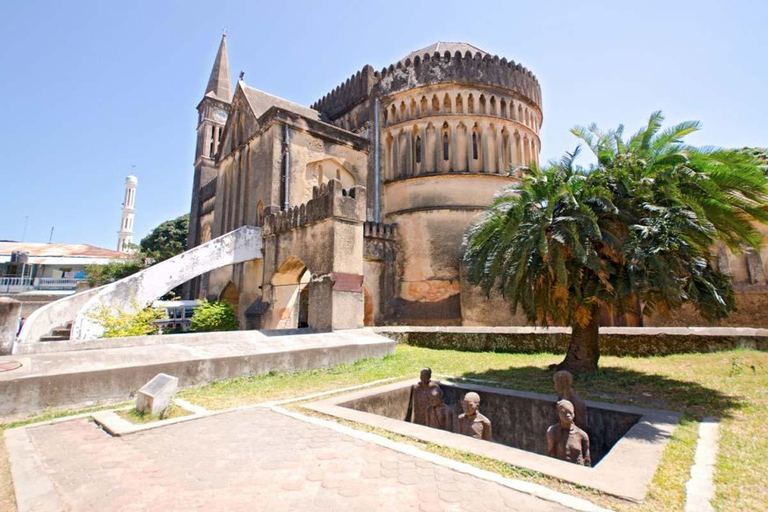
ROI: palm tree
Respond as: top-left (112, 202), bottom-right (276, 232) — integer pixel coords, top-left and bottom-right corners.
top-left (464, 112), bottom-right (768, 374)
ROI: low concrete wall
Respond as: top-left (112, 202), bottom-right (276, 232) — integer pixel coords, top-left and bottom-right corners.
top-left (375, 326), bottom-right (768, 357)
top-left (0, 330), bottom-right (395, 419)
top-left (0, 298), bottom-right (21, 355)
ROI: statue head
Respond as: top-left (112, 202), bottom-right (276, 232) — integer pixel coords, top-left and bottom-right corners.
top-left (462, 392), bottom-right (481, 416)
top-left (419, 368), bottom-right (432, 385)
top-left (428, 386), bottom-right (444, 407)
top-left (553, 370), bottom-right (574, 397)
top-left (556, 399), bottom-right (575, 428)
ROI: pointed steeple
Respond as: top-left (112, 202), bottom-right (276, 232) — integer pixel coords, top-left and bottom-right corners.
top-left (205, 33), bottom-right (232, 101)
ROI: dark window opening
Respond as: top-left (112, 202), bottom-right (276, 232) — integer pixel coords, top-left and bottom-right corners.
top-left (443, 133), bottom-right (449, 160)
top-left (415, 136), bottom-right (422, 164)
top-left (472, 133), bottom-right (479, 160)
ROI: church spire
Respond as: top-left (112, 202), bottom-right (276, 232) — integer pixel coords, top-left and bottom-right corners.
top-left (205, 32), bottom-right (232, 101)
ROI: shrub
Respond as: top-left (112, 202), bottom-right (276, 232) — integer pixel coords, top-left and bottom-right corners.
top-left (190, 300), bottom-right (239, 332)
top-left (89, 304), bottom-right (165, 338)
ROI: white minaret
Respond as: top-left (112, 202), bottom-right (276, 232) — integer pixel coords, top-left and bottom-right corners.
top-left (117, 174), bottom-right (138, 252)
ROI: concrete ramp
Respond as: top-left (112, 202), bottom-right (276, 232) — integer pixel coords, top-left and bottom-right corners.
top-left (0, 329), bottom-right (395, 419)
top-left (70, 225), bottom-right (262, 340)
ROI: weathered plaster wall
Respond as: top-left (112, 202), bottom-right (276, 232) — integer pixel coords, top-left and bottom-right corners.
top-left (645, 287), bottom-right (768, 328)
top-left (259, 180), bottom-right (366, 331)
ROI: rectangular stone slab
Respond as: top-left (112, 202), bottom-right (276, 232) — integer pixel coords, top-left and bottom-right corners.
top-left (136, 373), bottom-right (178, 415)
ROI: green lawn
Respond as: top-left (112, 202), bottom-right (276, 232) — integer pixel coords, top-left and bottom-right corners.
top-left (116, 403), bottom-right (192, 425)
top-left (177, 344), bottom-right (767, 512)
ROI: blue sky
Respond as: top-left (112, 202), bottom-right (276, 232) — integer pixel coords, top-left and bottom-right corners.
top-left (0, 0), bottom-right (766, 249)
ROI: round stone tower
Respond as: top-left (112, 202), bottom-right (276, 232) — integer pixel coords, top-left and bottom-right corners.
top-left (376, 43), bottom-right (542, 324)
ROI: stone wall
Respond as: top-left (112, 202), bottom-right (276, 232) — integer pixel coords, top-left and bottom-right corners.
top-left (0, 298), bottom-right (21, 355)
top-left (645, 287), bottom-right (768, 328)
top-left (379, 326), bottom-right (768, 357)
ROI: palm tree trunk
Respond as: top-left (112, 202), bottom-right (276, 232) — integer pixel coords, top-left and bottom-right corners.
top-left (556, 306), bottom-right (600, 374)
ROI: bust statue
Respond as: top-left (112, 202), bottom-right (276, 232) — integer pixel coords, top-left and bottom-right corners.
top-left (409, 368), bottom-right (440, 425)
top-left (425, 386), bottom-right (454, 433)
top-left (553, 370), bottom-right (588, 431)
top-left (547, 400), bottom-right (591, 466)
top-left (457, 392), bottom-right (492, 441)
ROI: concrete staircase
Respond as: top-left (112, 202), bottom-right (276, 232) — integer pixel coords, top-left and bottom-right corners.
top-left (39, 322), bottom-right (72, 342)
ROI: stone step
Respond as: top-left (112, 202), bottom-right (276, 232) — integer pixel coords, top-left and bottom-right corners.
top-left (39, 335), bottom-right (69, 342)
top-left (51, 328), bottom-right (71, 337)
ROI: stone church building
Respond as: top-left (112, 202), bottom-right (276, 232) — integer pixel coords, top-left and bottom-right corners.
top-left (187, 35), bottom-right (768, 330)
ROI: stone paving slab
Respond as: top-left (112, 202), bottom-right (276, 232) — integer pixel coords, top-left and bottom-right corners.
top-left (0, 330), bottom-right (395, 419)
top-left (13, 408), bottom-right (578, 512)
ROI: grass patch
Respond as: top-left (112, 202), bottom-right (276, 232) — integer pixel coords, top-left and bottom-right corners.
top-left (178, 344), bottom-right (766, 510)
top-left (115, 404), bottom-right (192, 425)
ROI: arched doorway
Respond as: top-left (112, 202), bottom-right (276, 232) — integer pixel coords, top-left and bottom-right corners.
top-left (270, 257), bottom-right (310, 329)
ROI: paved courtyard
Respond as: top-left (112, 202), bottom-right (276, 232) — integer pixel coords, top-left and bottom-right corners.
top-left (16, 408), bottom-right (579, 511)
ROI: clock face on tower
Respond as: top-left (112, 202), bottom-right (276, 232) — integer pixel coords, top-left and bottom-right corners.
top-left (213, 108), bottom-right (228, 123)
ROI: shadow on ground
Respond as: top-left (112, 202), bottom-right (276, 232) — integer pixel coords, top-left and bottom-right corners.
top-left (456, 365), bottom-right (743, 421)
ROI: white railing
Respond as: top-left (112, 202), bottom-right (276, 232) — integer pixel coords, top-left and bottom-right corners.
top-left (0, 277), bottom-right (85, 293)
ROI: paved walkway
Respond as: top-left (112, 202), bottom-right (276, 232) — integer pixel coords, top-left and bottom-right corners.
top-left (18, 408), bottom-right (574, 511)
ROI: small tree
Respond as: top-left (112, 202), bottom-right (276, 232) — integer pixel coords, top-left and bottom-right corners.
top-left (464, 112), bottom-right (768, 374)
top-left (190, 300), bottom-right (239, 332)
top-left (140, 214), bottom-right (189, 262)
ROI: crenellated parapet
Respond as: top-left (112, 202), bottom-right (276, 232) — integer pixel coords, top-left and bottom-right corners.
top-left (312, 50), bottom-right (542, 123)
top-left (364, 221), bottom-right (397, 240)
top-left (376, 50), bottom-right (541, 109)
top-left (263, 179), bottom-right (366, 236)
top-left (311, 65), bottom-right (376, 121)
top-left (364, 221), bottom-right (398, 262)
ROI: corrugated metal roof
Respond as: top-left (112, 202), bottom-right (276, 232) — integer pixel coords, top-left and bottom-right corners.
top-left (0, 242), bottom-right (130, 259)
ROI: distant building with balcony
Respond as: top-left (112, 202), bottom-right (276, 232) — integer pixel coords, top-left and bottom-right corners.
top-left (0, 242), bottom-right (130, 295)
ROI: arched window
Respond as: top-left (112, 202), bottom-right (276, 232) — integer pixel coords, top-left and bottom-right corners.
top-left (479, 95), bottom-right (487, 115)
top-left (443, 93), bottom-right (451, 113)
top-left (456, 94), bottom-right (464, 114)
top-left (415, 136), bottom-right (422, 164)
top-left (420, 96), bottom-right (428, 116)
top-left (432, 95), bottom-right (440, 114)
top-left (390, 105), bottom-right (396, 123)
top-left (443, 132), bottom-right (449, 160)
top-left (500, 99), bottom-right (507, 118)
top-left (472, 132), bottom-right (479, 160)
top-left (410, 98), bottom-right (417, 119)
top-left (490, 96), bottom-right (497, 116)
top-left (468, 94), bottom-right (475, 114)
top-left (399, 102), bottom-right (406, 122)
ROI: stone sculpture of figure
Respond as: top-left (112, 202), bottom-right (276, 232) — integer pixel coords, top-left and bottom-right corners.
top-left (408, 368), bottom-right (440, 425)
top-left (457, 392), bottom-right (492, 441)
top-left (553, 370), bottom-right (588, 432)
top-left (547, 400), bottom-right (591, 466)
top-left (425, 386), bottom-right (454, 433)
